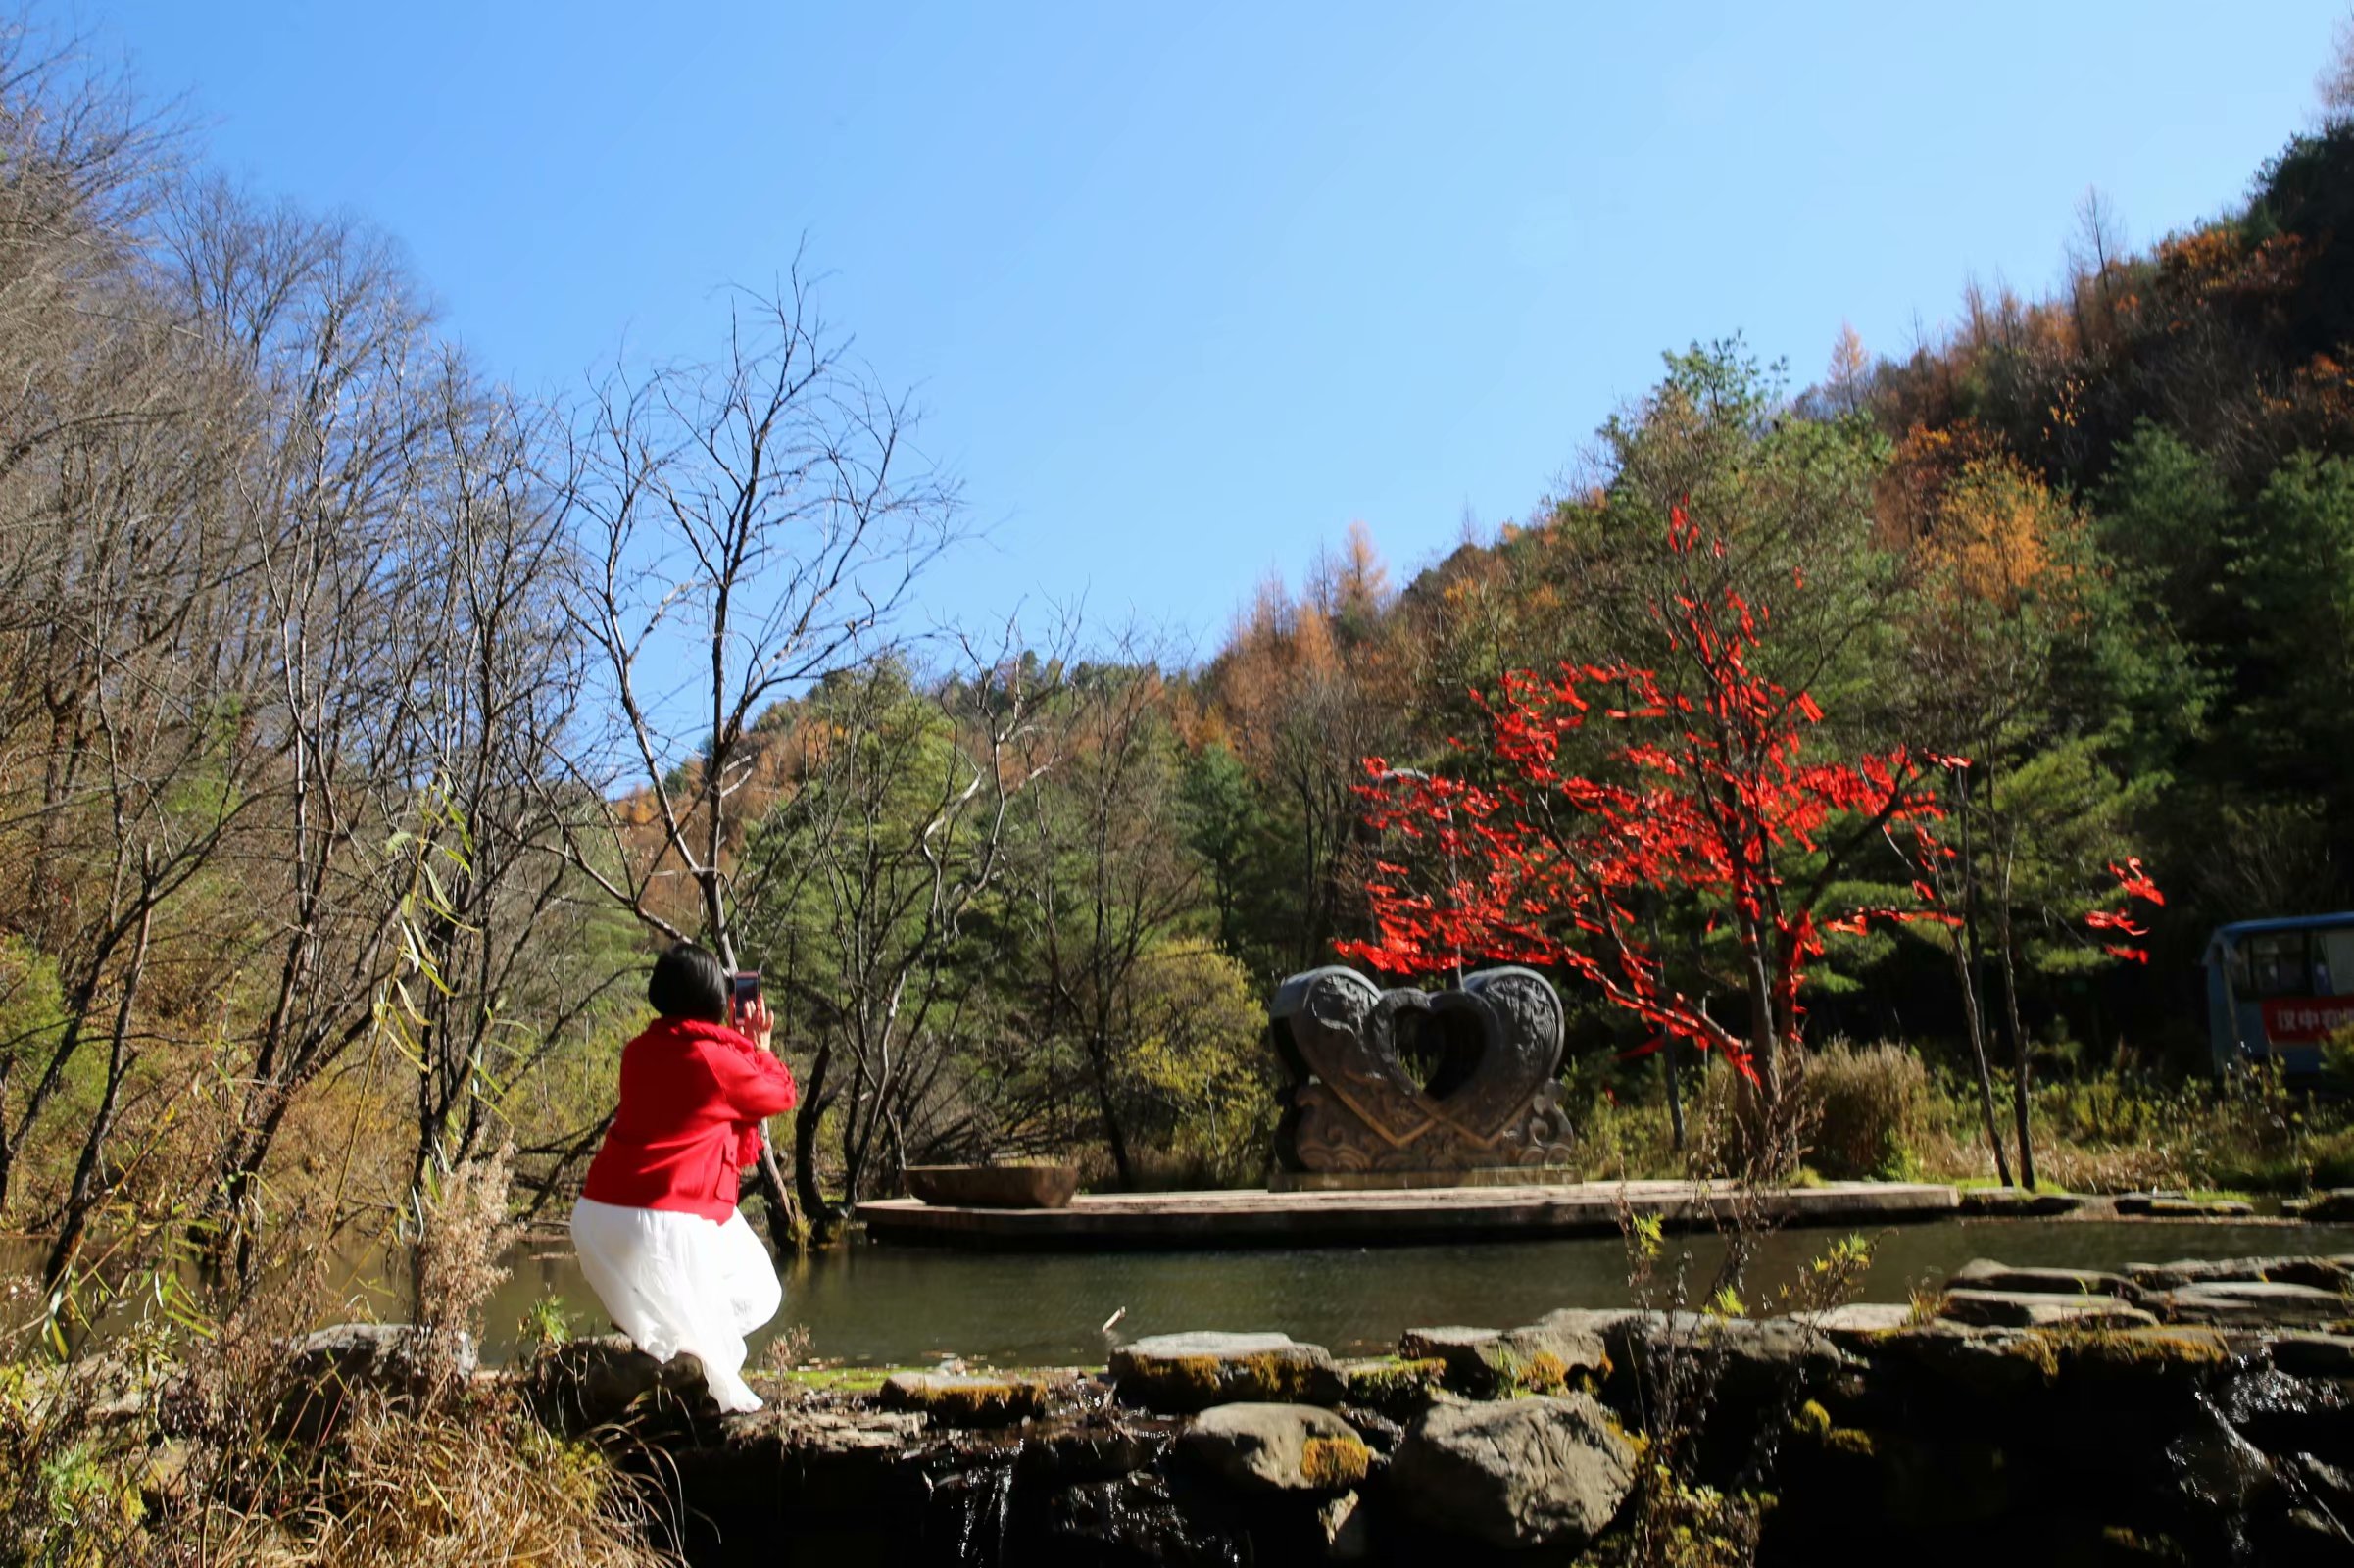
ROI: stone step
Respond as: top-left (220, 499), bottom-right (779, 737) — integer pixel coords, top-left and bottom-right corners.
top-left (2157, 1280), bottom-right (2351, 1328)
top-left (1109, 1331), bottom-right (1346, 1413)
top-left (877, 1370), bottom-right (1055, 1426)
top-left (1947, 1258), bottom-right (2139, 1299)
top-left (1939, 1289), bottom-right (2160, 1330)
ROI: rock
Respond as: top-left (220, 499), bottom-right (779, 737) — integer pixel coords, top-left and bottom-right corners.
top-left (1336, 1406), bottom-right (1405, 1460)
top-left (2116, 1191), bottom-right (2254, 1218)
top-left (273, 1323), bottom-right (473, 1441)
top-left (1180, 1403), bottom-right (1371, 1494)
top-left (1398, 1313), bottom-right (1606, 1396)
top-left (2295, 1190), bottom-right (2354, 1223)
top-left (877, 1370), bottom-right (1052, 1426)
top-left (2160, 1280), bottom-right (2350, 1328)
top-left (719, 1401), bottom-right (925, 1459)
top-left (2289, 1453), bottom-right (2354, 1516)
top-left (1790, 1301), bottom-right (1916, 1346)
top-left (1045, 1472), bottom-right (1240, 1563)
top-left (1948, 1258), bottom-right (2140, 1299)
top-left (523, 1335), bottom-right (719, 1435)
top-left (1109, 1332), bottom-right (1346, 1413)
top-left (1317, 1489), bottom-right (1370, 1560)
top-left (2270, 1332), bottom-right (2354, 1378)
top-left (133, 1438), bottom-right (196, 1505)
top-left (1396, 1325), bottom-right (1501, 1377)
top-left (2130, 1256), bottom-right (2352, 1293)
top-left (1866, 1321), bottom-right (2082, 1397)
top-left (1337, 1357), bottom-right (1446, 1420)
top-left (904, 1163), bottom-right (1080, 1209)
top-left (1389, 1393), bottom-right (1637, 1551)
top-left (1939, 1290), bottom-right (2159, 1330)
top-left (1956, 1186), bottom-right (2085, 1217)
top-left (1017, 1412), bottom-right (1173, 1484)
top-left (2155, 1199), bottom-right (2254, 1218)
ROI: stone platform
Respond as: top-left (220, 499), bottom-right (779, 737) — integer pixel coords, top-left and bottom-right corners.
top-left (855, 1178), bottom-right (1960, 1250)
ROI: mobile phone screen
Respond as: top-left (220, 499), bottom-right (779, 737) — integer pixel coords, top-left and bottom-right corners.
top-left (732, 970), bottom-right (761, 1009)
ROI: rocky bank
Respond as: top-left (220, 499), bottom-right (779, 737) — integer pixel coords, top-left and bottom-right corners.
top-left (445, 1252), bottom-right (2354, 1564)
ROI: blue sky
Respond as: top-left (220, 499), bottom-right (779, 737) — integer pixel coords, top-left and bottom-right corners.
top-left (67, 1), bottom-right (2347, 659)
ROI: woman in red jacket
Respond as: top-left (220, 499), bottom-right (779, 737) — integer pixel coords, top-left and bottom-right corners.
top-left (572, 943), bottom-right (799, 1412)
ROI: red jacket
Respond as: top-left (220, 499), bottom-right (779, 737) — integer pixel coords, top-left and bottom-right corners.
top-left (581, 1016), bottom-right (799, 1221)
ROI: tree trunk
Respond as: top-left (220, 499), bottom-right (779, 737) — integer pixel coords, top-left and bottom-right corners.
top-left (45, 894), bottom-right (153, 1290)
top-left (1086, 1038), bottom-right (1136, 1189)
top-left (1946, 926), bottom-right (2014, 1189)
top-left (1953, 770), bottom-right (2015, 1187)
top-left (1995, 907), bottom-right (2037, 1191)
top-left (793, 1046), bottom-right (836, 1241)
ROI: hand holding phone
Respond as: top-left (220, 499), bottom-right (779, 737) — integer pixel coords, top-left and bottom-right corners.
top-left (731, 971), bottom-right (773, 1051)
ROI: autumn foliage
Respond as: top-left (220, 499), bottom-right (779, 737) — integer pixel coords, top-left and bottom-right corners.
top-left (1339, 507), bottom-right (1949, 1094)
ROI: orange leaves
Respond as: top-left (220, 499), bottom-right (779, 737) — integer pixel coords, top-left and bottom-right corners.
top-left (1921, 452), bottom-right (2069, 608)
top-left (1342, 504), bottom-right (1943, 1064)
top-left (2109, 858), bottom-right (2164, 906)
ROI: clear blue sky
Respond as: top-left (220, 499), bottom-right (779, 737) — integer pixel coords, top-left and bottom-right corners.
top-left (62, 0), bottom-right (2348, 656)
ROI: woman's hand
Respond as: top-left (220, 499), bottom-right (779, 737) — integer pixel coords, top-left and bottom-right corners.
top-left (739, 995), bottom-right (776, 1054)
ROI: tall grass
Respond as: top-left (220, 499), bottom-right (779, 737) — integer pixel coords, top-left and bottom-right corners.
top-left (1, 1143), bottom-right (682, 1568)
top-left (1567, 1040), bottom-right (2354, 1196)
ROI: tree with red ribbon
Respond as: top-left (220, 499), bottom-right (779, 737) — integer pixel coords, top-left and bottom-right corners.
top-left (1339, 506), bottom-right (1951, 1109)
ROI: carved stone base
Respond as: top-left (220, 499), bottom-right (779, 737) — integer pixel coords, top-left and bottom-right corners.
top-left (1268, 1166), bottom-right (1589, 1193)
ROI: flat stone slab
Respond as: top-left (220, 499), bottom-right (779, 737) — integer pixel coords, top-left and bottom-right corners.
top-left (2158, 1280), bottom-right (2350, 1327)
top-left (2290, 1191), bottom-right (2354, 1223)
top-left (1948, 1258), bottom-right (2139, 1298)
top-left (2270, 1332), bottom-right (2354, 1378)
top-left (2115, 1193), bottom-right (2255, 1218)
top-left (1940, 1289), bottom-right (2159, 1330)
top-left (1790, 1302), bottom-right (1917, 1344)
top-left (1109, 1332), bottom-right (1346, 1413)
top-left (876, 1371), bottom-right (1054, 1426)
top-left (1956, 1187), bottom-right (2087, 1217)
top-left (1180, 1403), bottom-right (1370, 1493)
top-left (1399, 1317), bottom-right (1607, 1396)
top-left (2129, 1255), bottom-right (2352, 1293)
top-left (856, 1179), bottom-right (1959, 1250)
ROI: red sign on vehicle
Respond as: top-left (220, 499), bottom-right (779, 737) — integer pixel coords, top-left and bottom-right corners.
top-left (2261, 998), bottom-right (2354, 1044)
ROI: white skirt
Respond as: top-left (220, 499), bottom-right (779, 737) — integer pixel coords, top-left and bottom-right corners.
top-left (569, 1197), bottom-right (783, 1413)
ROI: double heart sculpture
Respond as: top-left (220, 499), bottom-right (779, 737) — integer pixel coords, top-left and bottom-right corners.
top-left (1269, 966), bottom-right (1577, 1173)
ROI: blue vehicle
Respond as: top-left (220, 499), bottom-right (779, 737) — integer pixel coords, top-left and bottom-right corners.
top-left (2205, 913), bottom-right (2354, 1080)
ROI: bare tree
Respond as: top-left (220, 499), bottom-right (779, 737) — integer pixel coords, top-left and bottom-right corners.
top-left (2320, 7), bottom-right (2354, 128)
top-left (736, 636), bottom-right (1059, 1234)
top-left (554, 268), bottom-right (959, 1246)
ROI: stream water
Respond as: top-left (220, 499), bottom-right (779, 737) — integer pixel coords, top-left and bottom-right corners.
top-left (14, 1216), bottom-right (2354, 1367)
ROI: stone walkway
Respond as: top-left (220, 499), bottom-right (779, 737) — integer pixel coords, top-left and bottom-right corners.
top-left (856, 1178), bottom-right (1959, 1249)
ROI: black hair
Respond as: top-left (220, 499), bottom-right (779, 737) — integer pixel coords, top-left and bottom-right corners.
top-left (648, 942), bottom-right (730, 1025)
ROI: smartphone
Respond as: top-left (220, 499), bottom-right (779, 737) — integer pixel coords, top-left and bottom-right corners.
top-left (731, 971), bottom-right (762, 1018)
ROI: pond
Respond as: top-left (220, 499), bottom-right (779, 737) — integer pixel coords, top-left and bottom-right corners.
top-left (12, 1218), bottom-right (2352, 1368)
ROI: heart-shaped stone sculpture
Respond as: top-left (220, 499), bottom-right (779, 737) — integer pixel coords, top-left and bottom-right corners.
top-left (1269, 966), bottom-right (1576, 1174)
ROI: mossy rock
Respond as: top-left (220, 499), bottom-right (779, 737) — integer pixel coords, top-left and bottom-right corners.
top-left (1109, 1332), bottom-right (1346, 1414)
top-left (878, 1371), bottom-right (1053, 1427)
top-left (1179, 1402), bottom-right (1370, 1494)
top-left (1398, 1315), bottom-right (1609, 1398)
top-left (1338, 1355), bottom-right (1447, 1419)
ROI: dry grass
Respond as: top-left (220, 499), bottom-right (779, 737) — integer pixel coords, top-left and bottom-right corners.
top-left (214, 1392), bottom-right (682, 1568)
top-left (4, 1314), bottom-right (682, 1568)
top-left (1795, 1043), bottom-right (1930, 1181)
top-left (412, 1143), bottom-right (519, 1392)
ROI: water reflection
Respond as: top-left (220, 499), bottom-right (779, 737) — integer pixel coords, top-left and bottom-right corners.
top-left (13, 1219), bottom-right (2352, 1368)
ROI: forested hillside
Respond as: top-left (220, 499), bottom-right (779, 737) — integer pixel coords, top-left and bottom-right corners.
top-left (4, 20), bottom-right (2353, 1279)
